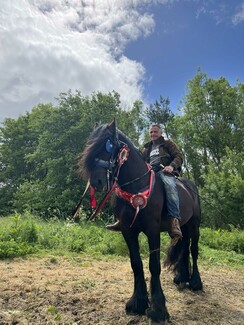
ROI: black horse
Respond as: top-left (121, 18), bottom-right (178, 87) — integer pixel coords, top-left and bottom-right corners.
top-left (79, 121), bottom-right (203, 324)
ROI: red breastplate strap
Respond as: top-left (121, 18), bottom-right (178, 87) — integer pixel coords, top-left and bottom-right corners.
top-left (115, 163), bottom-right (155, 227)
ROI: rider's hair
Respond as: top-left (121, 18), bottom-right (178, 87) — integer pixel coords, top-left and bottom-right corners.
top-left (150, 123), bottom-right (163, 131)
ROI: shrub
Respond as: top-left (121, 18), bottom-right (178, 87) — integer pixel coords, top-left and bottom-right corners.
top-left (200, 227), bottom-right (244, 254)
top-left (0, 240), bottom-right (37, 258)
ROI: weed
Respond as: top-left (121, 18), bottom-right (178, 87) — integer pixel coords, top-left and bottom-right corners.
top-left (81, 278), bottom-right (96, 289)
top-left (0, 214), bottom-right (243, 268)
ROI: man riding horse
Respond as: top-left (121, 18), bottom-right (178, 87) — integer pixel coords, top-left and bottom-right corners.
top-left (107, 123), bottom-right (183, 240)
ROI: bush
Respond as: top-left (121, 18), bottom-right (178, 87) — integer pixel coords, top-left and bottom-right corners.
top-left (0, 240), bottom-right (37, 258)
top-left (200, 227), bottom-right (244, 254)
top-left (200, 150), bottom-right (244, 229)
top-left (0, 214), bottom-right (243, 267)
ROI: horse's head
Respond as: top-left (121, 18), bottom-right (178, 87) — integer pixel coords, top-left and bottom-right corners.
top-left (80, 120), bottom-right (122, 192)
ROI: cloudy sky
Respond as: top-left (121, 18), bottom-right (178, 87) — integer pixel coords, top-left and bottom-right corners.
top-left (0, 0), bottom-right (243, 122)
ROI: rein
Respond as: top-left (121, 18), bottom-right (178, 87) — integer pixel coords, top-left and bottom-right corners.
top-left (89, 141), bottom-right (155, 227)
top-left (72, 180), bottom-right (90, 219)
top-left (88, 143), bottom-right (130, 221)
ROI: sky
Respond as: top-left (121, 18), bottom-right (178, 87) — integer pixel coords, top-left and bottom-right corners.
top-left (0, 0), bottom-right (243, 123)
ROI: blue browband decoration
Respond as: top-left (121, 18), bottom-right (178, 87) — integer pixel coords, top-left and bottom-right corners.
top-left (106, 139), bottom-right (114, 153)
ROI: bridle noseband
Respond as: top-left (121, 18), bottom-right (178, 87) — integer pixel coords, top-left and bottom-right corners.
top-left (94, 138), bottom-right (128, 191)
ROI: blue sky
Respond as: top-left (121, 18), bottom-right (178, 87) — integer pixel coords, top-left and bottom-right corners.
top-left (125, 0), bottom-right (244, 110)
top-left (0, 0), bottom-right (243, 122)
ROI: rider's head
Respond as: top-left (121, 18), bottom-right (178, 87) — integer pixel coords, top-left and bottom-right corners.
top-left (149, 124), bottom-right (163, 143)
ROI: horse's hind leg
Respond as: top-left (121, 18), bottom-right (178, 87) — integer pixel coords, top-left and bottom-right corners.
top-left (122, 230), bottom-right (149, 315)
top-left (189, 225), bottom-right (203, 291)
top-left (146, 229), bottom-right (170, 323)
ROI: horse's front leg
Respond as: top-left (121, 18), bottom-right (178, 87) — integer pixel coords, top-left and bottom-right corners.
top-left (146, 229), bottom-right (170, 323)
top-left (122, 230), bottom-right (149, 315)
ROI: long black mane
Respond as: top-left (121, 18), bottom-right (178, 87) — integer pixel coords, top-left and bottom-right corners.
top-left (79, 123), bottom-right (142, 179)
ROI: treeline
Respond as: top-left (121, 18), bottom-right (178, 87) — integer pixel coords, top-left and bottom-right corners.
top-left (0, 70), bottom-right (243, 228)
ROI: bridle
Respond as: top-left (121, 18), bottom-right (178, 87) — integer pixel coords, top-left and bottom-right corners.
top-left (94, 138), bottom-right (129, 191)
top-left (89, 137), bottom-right (155, 227)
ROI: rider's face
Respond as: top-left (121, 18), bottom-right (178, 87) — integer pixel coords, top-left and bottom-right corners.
top-left (149, 126), bottom-right (162, 142)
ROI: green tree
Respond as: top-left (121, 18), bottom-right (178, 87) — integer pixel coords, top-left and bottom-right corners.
top-left (0, 91), bottom-right (136, 217)
top-left (200, 149), bottom-right (244, 228)
top-left (177, 70), bottom-right (243, 185)
top-left (145, 96), bottom-right (175, 138)
top-left (0, 113), bottom-right (39, 214)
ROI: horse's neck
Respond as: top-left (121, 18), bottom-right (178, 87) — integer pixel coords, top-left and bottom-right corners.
top-left (117, 149), bottom-right (149, 192)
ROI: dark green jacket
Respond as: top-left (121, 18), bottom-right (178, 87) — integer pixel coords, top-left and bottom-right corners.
top-left (142, 136), bottom-right (183, 176)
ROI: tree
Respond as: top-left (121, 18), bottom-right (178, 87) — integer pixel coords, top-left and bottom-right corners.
top-left (145, 96), bottom-right (175, 138)
top-left (0, 91), bottom-right (137, 217)
top-left (176, 70), bottom-right (243, 185)
top-left (0, 113), bottom-right (39, 214)
top-left (200, 149), bottom-right (244, 228)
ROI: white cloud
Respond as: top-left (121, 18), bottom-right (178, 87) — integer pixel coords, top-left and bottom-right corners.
top-left (0, 0), bottom-right (157, 121)
top-left (194, 1), bottom-right (244, 26)
top-left (232, 3), bottom-right (244, 25)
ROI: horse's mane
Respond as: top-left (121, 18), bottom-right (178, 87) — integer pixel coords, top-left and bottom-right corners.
top-left (78, 123), bottom-right (142, 180)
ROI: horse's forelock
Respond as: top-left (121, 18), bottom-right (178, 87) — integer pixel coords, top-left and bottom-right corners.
top-left (78, 124), bottom-right (140, 179)
top-left (79, 124), bottom-right (111, 178)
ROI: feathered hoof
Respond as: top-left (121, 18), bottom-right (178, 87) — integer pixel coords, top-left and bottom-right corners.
top-left (189, 277), bottom-right (203, 291)
top-left (125, 296), bottom-right (149, 316)
top-left (146, 307), bottom-right (170, 324)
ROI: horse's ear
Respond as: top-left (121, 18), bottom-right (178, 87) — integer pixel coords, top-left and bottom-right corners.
top-left (107, 120), bottom-right (118, 142)
top-left (94, 122), bottom-right (99, 129)
top-left (108, 120), bottom-right (116, 132)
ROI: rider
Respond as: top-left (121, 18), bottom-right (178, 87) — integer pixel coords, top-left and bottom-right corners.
top-left (107, 124), bottom-right (183, 240)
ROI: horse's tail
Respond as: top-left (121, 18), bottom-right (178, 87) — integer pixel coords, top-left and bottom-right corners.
top-left (164, 225), bottom-right (190, 271)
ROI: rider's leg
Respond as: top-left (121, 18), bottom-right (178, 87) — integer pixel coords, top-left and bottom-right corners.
top-left (158, 172), bottom-right (182, 239)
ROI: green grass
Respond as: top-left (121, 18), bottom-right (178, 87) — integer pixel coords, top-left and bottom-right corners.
top-left (0, 212), bottom-right (243, 268)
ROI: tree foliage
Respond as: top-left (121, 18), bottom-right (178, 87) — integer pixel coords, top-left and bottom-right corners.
top-left (145, 96), bottom-right (175, 138)
top-left (0, 91), bottom-right (142, 216)
top-left (200, 149), bottom-right (244, 228)
top-left (0, 71), bottom-right (243, 230)
top-left (174, 70), bottom-right (243, 186)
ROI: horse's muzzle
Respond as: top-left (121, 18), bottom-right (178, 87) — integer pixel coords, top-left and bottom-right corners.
top-left (91, 179), bottom-right (108, 192)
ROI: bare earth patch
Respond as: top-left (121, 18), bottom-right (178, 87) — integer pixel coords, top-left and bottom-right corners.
top-left (0, 256), bottom-right (243, 324)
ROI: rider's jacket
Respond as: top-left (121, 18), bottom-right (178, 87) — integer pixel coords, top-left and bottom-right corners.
top-left (142, 136), bottom-right (183, 176)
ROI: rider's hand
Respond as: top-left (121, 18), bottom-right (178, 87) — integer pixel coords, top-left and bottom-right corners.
top-left (163, 165), bottom-right (174, 174)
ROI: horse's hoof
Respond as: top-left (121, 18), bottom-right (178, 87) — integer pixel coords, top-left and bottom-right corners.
top-left (126, 297), bottom-right (149, 315)
top-left (189, 278), bottom-right (203, 291)
top-left (146, 307), bottom-right (170, 323)
top-left (173, 275), bottom-right (180, 285)
top-left (178, 282), bottom-right (187, 290)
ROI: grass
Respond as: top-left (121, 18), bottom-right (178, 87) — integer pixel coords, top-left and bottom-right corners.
top-left (0, 212), bottom-right (243, 268)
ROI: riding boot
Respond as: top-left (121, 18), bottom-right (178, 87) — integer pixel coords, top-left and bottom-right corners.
top-left (106, 220), bottom-right (121, 231)
top-left (168, 218), bottom-right (183, 239)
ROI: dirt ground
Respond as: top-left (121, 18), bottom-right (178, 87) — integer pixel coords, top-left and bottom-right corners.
top-left (0, 256), bottom-right (243, 325)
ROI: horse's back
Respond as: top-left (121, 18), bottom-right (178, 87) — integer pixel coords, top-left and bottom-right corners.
top-left (156, 177), bottom-right (200, 230)
top-left (177, 178), bottom-right (201, 226)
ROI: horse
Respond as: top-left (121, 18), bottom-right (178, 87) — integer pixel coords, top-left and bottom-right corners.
top-left (79, 120), bottom-right (203, 324)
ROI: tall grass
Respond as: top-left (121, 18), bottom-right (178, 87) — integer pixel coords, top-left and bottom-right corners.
top-left (0, 212), bottom-right (243, 267)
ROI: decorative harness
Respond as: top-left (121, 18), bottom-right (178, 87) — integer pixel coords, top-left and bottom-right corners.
top-left (89, 138), bottom-right (155, 227)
